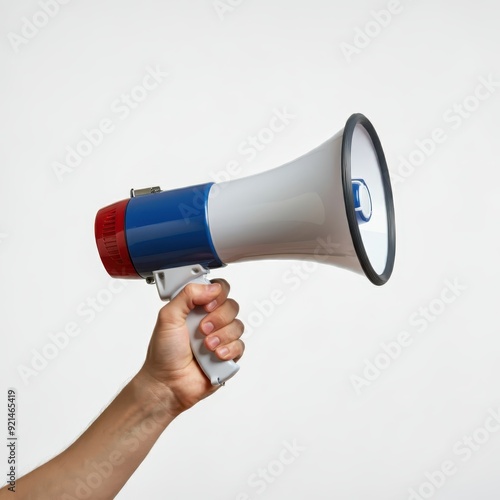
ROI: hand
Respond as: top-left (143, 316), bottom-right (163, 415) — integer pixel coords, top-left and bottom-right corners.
top-left (140, 279), bottom-right (245, 415)
top-left (7, 280), bottom-right (244, 500)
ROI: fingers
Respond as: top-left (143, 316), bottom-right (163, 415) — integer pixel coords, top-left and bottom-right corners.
top-left (200, 296), bottom-right (245, 361)
top-left (157, 278), bottom-right (245, 362)
top-left (160, 282), bottom-right (223, 327)
top-left (205, 320), bottom-right (245, 361)
top-left (202, 278), bottom-right (231, 314)
top-left (164, 279), bottom-right (230, 316)
top-left (200, 294), bottom-right (239, 333)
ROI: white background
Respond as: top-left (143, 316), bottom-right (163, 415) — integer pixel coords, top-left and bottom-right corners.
top-left (1, 1), bottom-right (499, 499)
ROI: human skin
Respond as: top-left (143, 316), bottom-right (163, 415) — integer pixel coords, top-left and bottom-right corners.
top-left (0, 280), bottom-right (244, 499)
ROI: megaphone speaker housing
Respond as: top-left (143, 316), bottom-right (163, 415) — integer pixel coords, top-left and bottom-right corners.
top-left (94, 113), bottom-right (396, 384)
top-left (207, 113), bottom-right (396, 285)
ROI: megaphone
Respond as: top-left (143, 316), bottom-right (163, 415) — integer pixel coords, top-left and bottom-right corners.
top-left (95, 113), bottom-right (396, 385)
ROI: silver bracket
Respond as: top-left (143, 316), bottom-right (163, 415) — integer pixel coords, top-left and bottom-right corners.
top-left (130, 186), bottom-right (162, 198)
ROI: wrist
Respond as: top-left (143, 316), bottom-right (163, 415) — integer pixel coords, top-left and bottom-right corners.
top-left (132, 369), bottom-right (184, 423)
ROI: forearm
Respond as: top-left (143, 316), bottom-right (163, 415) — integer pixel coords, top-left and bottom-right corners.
top-left (0, 281), bottom-right (244, 499)
top-left (5, 370), bottom-right (178, 500)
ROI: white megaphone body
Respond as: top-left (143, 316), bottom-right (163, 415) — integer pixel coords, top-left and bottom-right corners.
top-left (95, 113), bottom-right (396, 385)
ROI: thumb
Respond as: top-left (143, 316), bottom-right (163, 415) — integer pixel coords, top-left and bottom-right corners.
top-left (157, 282), bottom-right (222, 329)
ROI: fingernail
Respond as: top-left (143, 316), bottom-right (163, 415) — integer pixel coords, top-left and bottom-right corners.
top-left (207, 284), bottom-right (220, 293)
top-left (202, 322), bottom-right (214, 334)
top-left (217, 347), bottom-right (229, 358)
top-left (207, 336), bottom-right (220, 349)
top-left (206, 300), bottom-right (217, 312)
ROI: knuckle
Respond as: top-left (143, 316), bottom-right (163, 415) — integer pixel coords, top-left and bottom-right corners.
top-left (212, 278), bottom-right (230, 293)
top-left (158, 305), bottom-right (169, 322)
top-left (157, 307), bottom-right (168, 323)
top-left (209, 309), bottom-right (226, 326)
top-left (183, 283), bottom-right (197, 296)
top-left (234, 319), bottom-right (245, 334)
top-left (232, 339), bottom-right (245, 362)
top-left (226, 298), bottom-right (240, 314)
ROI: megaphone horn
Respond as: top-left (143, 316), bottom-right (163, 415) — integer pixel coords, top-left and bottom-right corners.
top-left (95, 113), bottom-right (396, 385)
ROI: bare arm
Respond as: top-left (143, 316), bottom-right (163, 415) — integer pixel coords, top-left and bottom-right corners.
top-left (1, 280), bottom-right (244, 500)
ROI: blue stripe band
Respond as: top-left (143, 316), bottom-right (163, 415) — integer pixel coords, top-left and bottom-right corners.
top-left (125, 183), bottom-right (223, 276)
